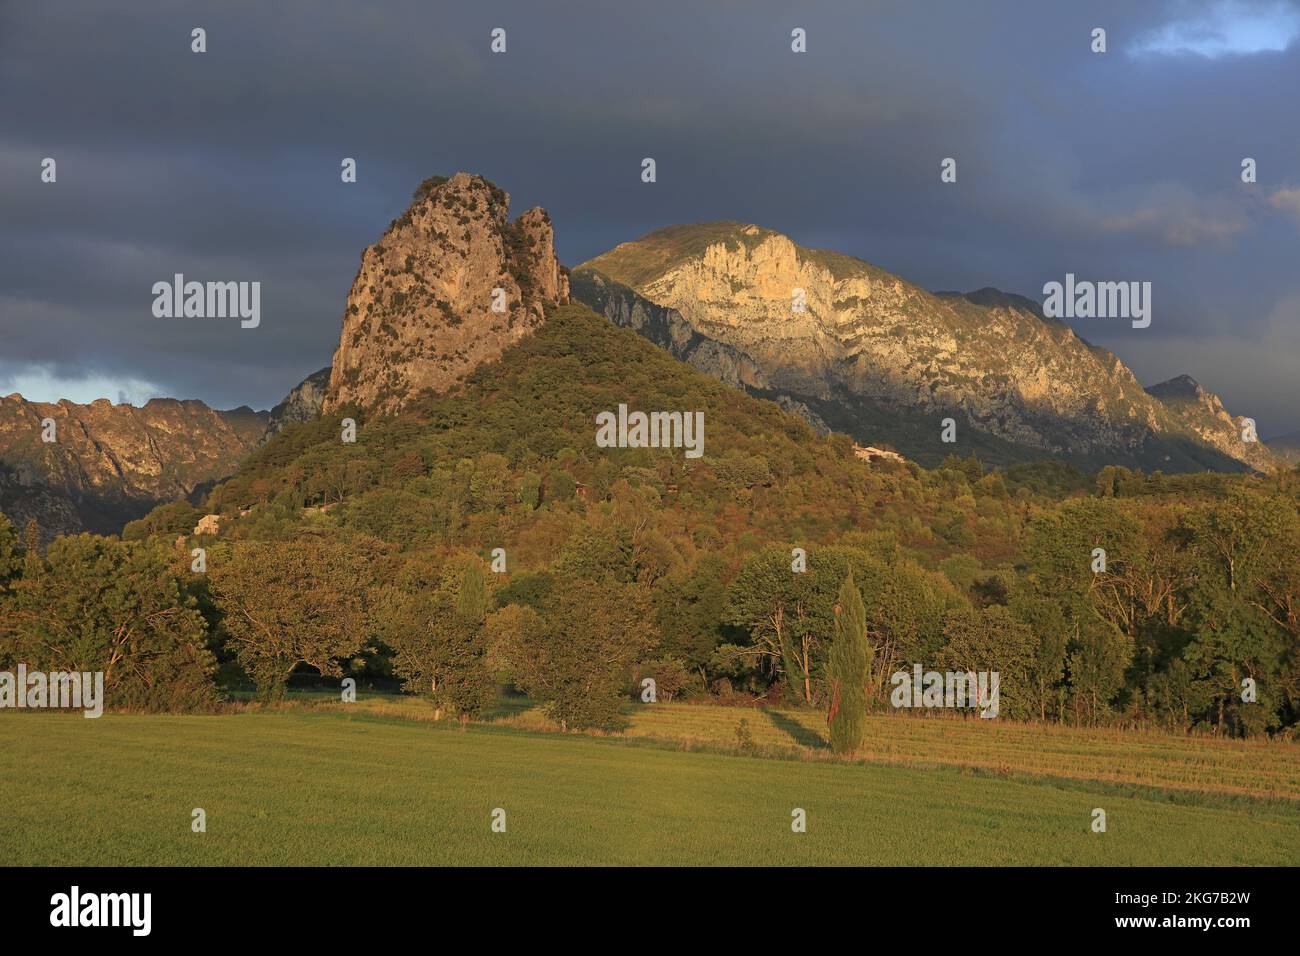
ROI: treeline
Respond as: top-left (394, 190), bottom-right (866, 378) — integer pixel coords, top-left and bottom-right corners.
top-left (5, 474), bottom-right (1297, 736)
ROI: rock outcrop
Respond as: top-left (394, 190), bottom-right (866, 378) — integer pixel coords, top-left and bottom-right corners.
top-left (574, 222), bottom-right (1274, 472)
top-left (322, 173), bottom-right (569, 414)
top-left (1145, 375), bottom-right (1276, 473)
top-left (260, 366), bottom-right (330, 444)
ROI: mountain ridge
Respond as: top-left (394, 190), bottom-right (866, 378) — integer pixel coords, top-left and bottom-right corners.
top-left (0, 392), bottom-right (268, 541)
top-left (574, 221), bottom-right (1275, 473)
top-left (4, 193), bottom-right (1286, 542)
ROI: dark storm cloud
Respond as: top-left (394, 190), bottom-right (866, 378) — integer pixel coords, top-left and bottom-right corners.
top-left (1, 0), bottom-right (1297, 431)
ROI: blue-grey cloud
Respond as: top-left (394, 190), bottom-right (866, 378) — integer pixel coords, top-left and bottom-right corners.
top-left (1130, 0), bottom-right (1300, 58)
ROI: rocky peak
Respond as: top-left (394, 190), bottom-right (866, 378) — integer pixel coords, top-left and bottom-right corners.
top-left (1145, 375), bottom-right (1275, 472)
top-left (575, 223), bottom-right (1276, 473)
top-left (1146, 374), bottom-right (1207, 402)
top-left (260, 366), bottom-right (331, 444)
top-left (322, 172), bottom-right (569, 415)
top-left (1146, 374), bottom-right (1228, 424)
top-left (937, 287), bottom-right (1048, 319)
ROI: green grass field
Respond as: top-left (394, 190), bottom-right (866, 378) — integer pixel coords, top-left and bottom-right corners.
top-left (2, 703), bottom-right (1297, 866)
top-left (276, 691), bottom-right (1300, 799)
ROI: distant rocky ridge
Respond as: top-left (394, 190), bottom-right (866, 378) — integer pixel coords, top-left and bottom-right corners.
top-left (5, 187), bottom-right (1288, 544)
top-left (260, 366), bottom-right (331, 444)
top-left (574, 222), bottom-right (1277, 472)
top-left (1144, 374), bottom-right (1275, 473)
top-left (322, 172), bottom-right (569, 415)
top-left (0, 394), bottom-right (267, 541)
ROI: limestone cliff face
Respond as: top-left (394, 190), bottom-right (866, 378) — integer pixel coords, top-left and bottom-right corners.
top-left (570, 269), bottom-right (771, 391)
top-left (0, 394), bottom-right (268, 539)
top-left (322, 173), bottom-right (569, 414)
top-left (260, 366), bottom-right (330, 444)
top-left (575, 223), bottom-right (1274, 472)
top-left (1146, 375), bottom-right (1277, 473)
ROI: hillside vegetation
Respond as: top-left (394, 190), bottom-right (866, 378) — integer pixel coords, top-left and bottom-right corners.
top-left (3, 304), bottom-right (1299, 742)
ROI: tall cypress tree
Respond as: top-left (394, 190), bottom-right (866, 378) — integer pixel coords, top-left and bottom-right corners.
top-left (22, 519), bottom-right (42, 577)
top-left (457, 559), bottom-right (489, 624)
top-left (827, 572), bottom-right (871, 754)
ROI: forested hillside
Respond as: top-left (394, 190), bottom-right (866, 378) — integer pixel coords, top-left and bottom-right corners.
top-left (3, 304), bottom-right (1297, 738)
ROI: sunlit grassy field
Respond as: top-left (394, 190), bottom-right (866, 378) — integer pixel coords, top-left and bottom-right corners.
top-left (299, 691), bottom-right (1300, 800)
top-left (1, 704), bottom-right (1297, 866)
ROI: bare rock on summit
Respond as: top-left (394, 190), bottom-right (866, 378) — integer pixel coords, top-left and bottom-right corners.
top-left (574, 222), bottom-right (1277, 473)
top-left (322, 173), bottom-right (569, 415)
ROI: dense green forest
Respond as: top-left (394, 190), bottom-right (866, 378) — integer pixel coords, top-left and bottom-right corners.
top-left (3, 305), bottom-right (1297, 738)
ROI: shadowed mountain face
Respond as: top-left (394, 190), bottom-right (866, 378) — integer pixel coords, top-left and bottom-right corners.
top-left (574, 223), bottom-right (1275, 472)
top-left (0, 395), bottom-right (268, 541)
top-left (260, 367), bottom-right (331, 446)
top-left (1144, 375), bottom-right (1275, 472)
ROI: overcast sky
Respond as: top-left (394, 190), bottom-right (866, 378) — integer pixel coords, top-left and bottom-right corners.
top-left (2, 0), bottom-right (1298, 434)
